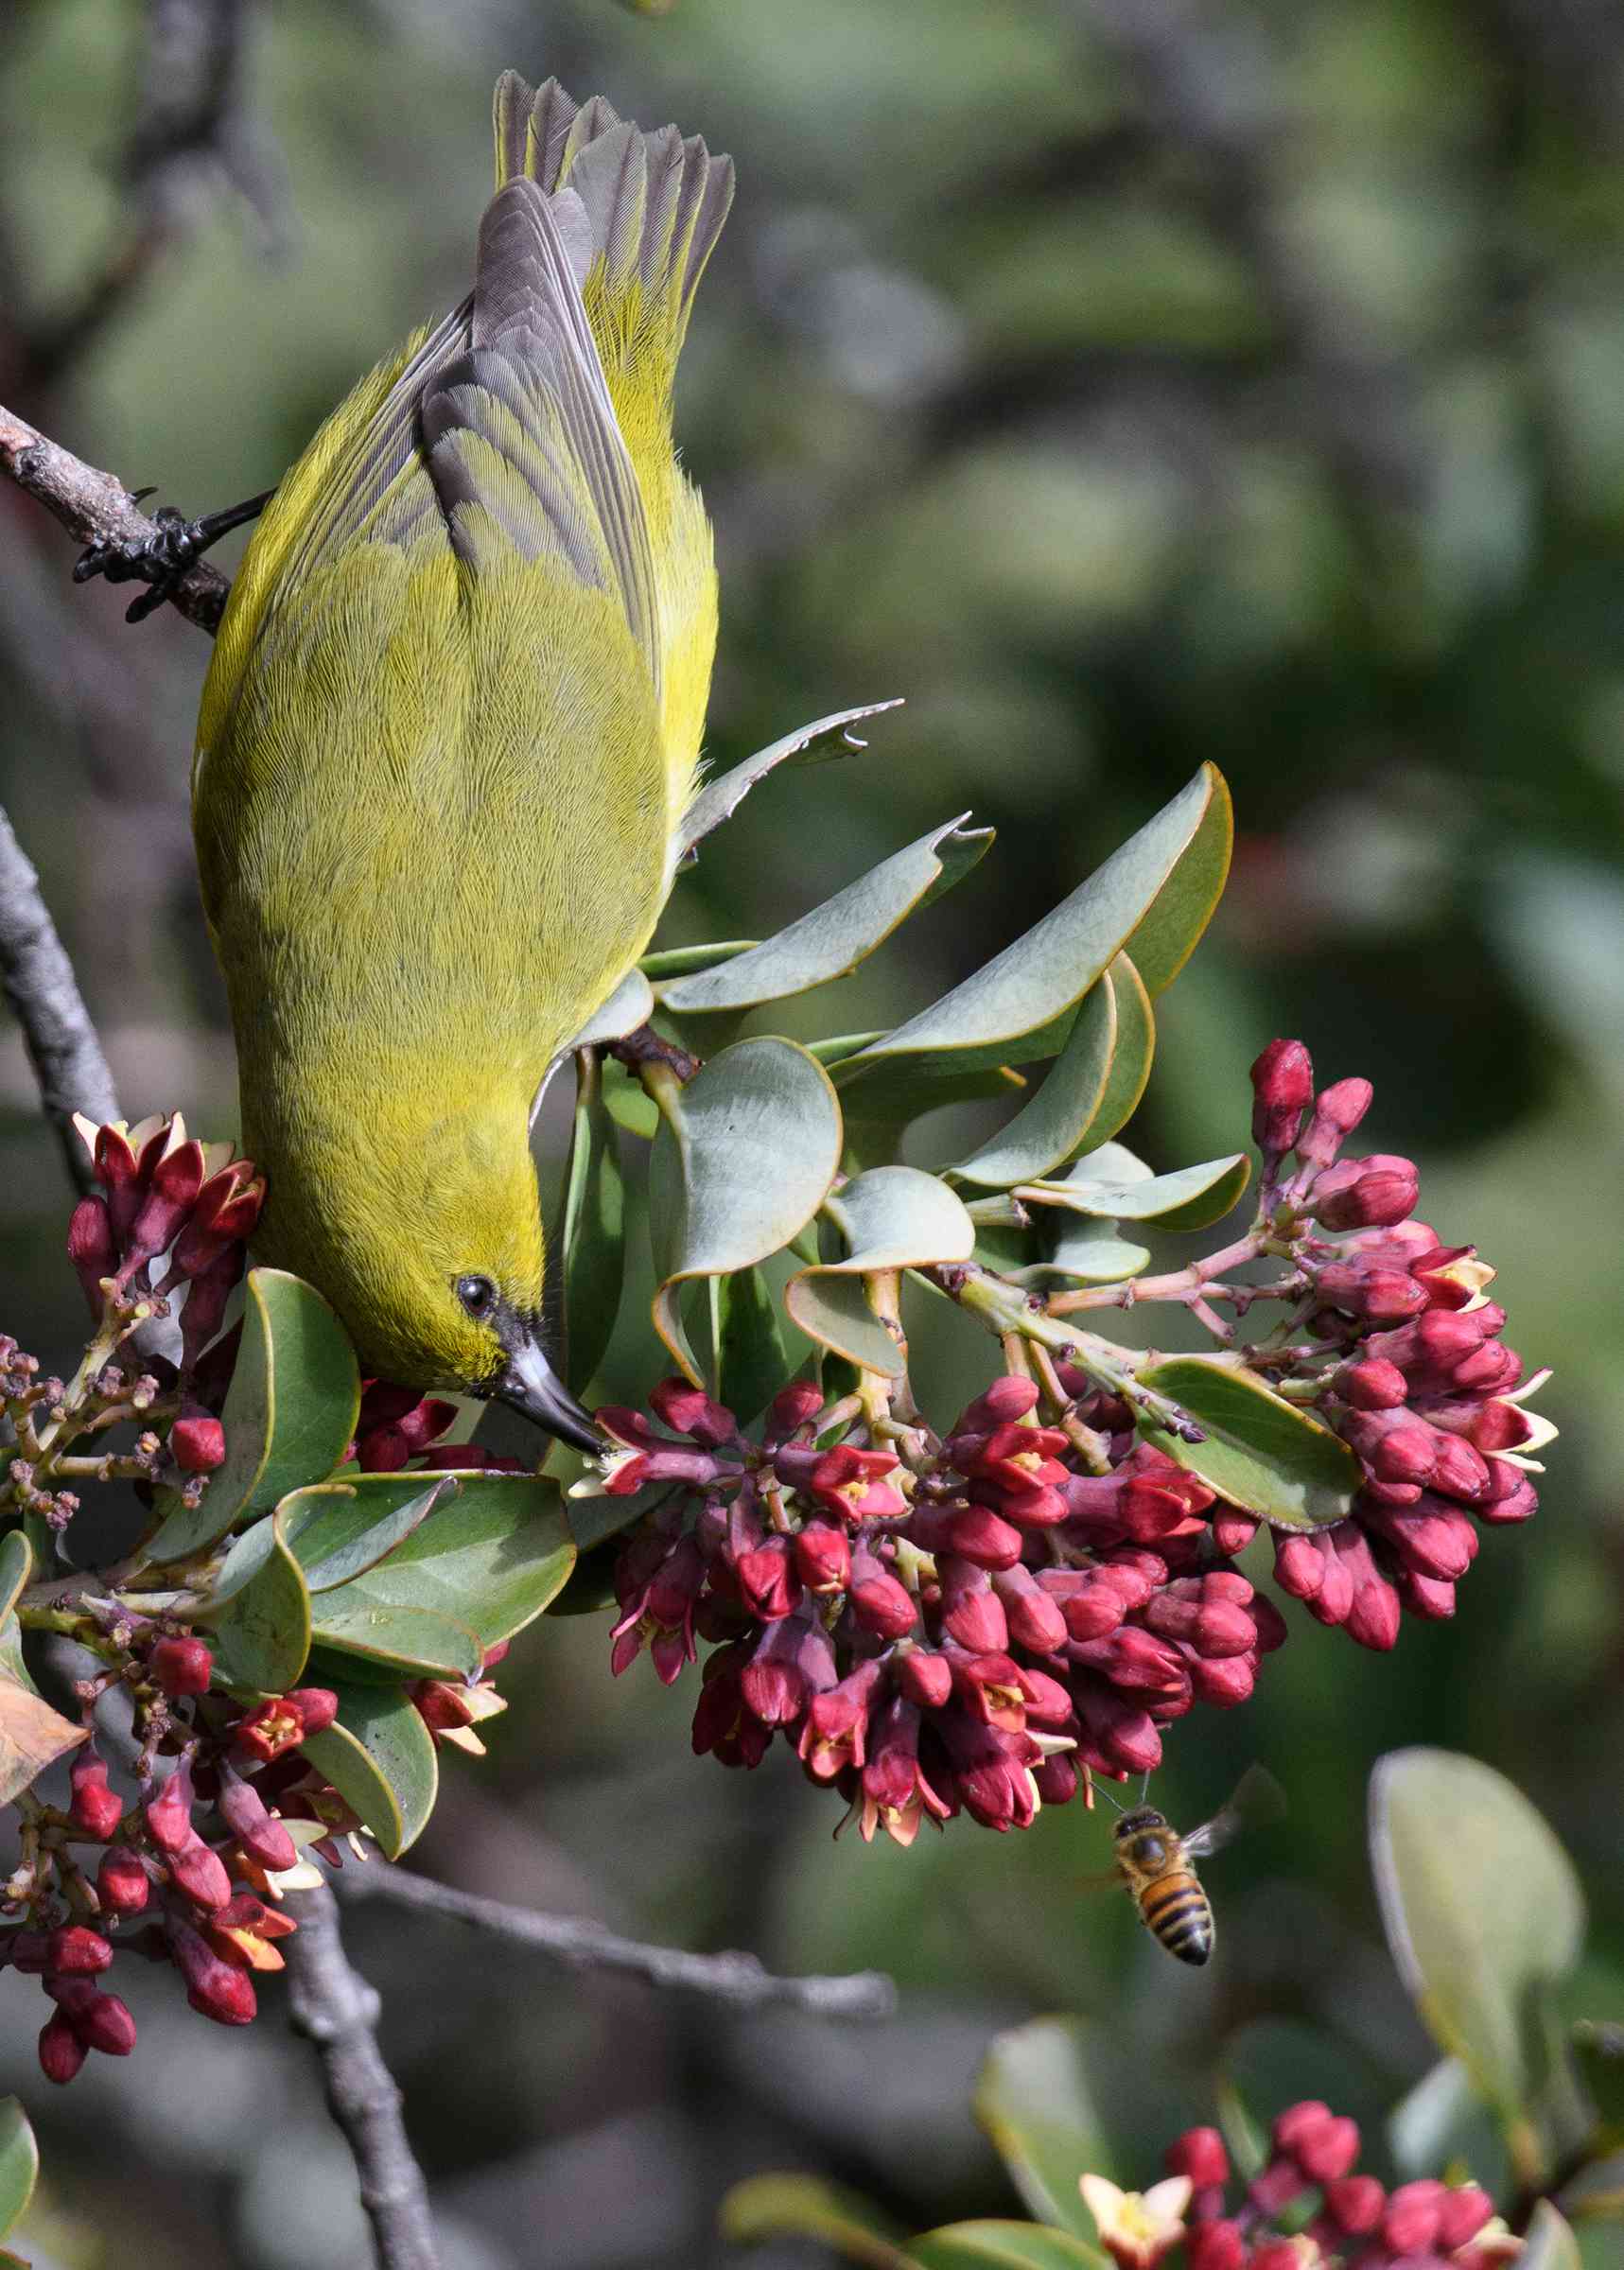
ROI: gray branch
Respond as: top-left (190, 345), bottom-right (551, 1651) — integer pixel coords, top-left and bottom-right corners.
top-left (285, 1884), bottom-right (441, 2270)
top-left (0, 808), bottom-right (119, 1196)
top-left (339, 1865), bottom-right (899, 2019)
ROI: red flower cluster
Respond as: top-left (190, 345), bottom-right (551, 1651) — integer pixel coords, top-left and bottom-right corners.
top-left (1249, 1043), bottom-right (1549, 1650)
top-left (1157, 2108), bottom-right (1514, 2268)
top-left (69, 1111), bottom-right (264, 1372)
top-left (2, 1635), bottom-right (347, 2080)
top-left (602, 1373), bottom-right (1286, 1840)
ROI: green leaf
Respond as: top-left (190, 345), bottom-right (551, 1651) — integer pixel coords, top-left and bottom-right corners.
top-left (680, 699), bottom-right (904, 852)
top-left (1018, 1217), bottom-right (1151, 1287)
top-left (1370, 1749), bottom-right (1586, 2158)
top-left (560, 1052), bottom-right (626, 1392)
top-left (0, 2101), bottom-right (39, 2240)
top-left (1116, 764), bottom-right (1232, 994)
top-left (952, 955), bottom-right (1155, 1188)
top-left (0, 1673), bottom-right (86, 1806)
top-left (209, 1512), bottom-right (312, 1693)
top-left (1022, 1148), bottom-right (1250, 1231)
top-left (296, 1474), bottom-right (574, 1650)
top-left (785, 1168), bottom-right (976, 1374)
top-left (649, 1038), bottom-right (843, 1383)
top-left (721, 2174), bottom-right (912, 2267)
top-left (1573, 2022), bottom-right (1624, 2148)
top-left (149, 1270), bottom-right (360, 1563)
top-left (840, 765), bottom-right (1225, 1077)
top-left (1519, 2203), bottom-right (1582, 2270)
top-left (716, 1267), bottom-right (792, 1423)
top-left (0, 1534), bottom-right (30, 1627)
top-left (1388, 2058), bottom-right (1510, 2190)
top-left (658, 819), bottom-right (992, 1013)
top-left (561, 967), bottom-right (654, 1052)
top-left (602, 1056), bottom-right (661, 1139)
top-left (300, 1684), bottom-right (439, 1858)
top-left (639, 940), bottom-right (758, 979)
top-left (906, 2224), bottom-right (1109, 2269)
top-left (279, 1477), bottom-right (452, 1593)
top-left (309, 1596), bottom-right (484, 1681)
top-left (1138, 1356), bottom-right (1360, 1529)
top-left (974, 2018), bottom-right (1115, 2241)
top-left (1068, 955), bottom-right (1154, 1153)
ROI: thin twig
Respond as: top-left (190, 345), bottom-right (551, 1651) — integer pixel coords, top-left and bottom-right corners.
top-left (339, 1865), bottom-right (899, 2019)
top-left (0, 808), bottom-right (120, 1195)
top-left (283, 1883), bottom-right (441, 2270)
top-left (0, 403), bottom-right (230, 633)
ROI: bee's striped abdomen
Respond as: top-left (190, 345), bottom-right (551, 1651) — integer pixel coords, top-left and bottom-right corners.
top-left (1140, 1871), bottom-right (1214, 1966)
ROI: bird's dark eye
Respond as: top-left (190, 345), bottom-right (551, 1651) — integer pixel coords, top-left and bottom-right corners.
top-left (456, 1274), bottom-right (498, 1319)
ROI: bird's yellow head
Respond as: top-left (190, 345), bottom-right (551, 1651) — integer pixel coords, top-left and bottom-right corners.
top-left (250, 1095), bottom-right (600, 1454)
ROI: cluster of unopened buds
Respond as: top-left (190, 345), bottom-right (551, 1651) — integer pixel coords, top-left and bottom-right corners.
top-left (1, 1623), bottom-right (358, 2083)
top-left (595, 1045), bottom-right (1551, 1841)
top-left (1079, 2107), bottom-right (1518, 2267)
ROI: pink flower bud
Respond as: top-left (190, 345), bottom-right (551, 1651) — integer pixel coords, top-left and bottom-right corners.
top-left (1324, 2175), bottom-right (1386, 2233)
top-left (167, 1916), bottom-right (258, 2025)
top-left (1297, 1075), bottom-right (1373, 1169)
top-left (47, 1926), bottom-right (113, 1976)
top-left (793, 1521), bottom-right (850, 1595)
top-left (893, 1649), bottom-right (953, 1710)
top-left (169, 1414), bottom-right (227, 1474)
top-left (849, 1570), bottom-right (918, 1641)
top-left (123, 1134), bottom-right (206, 1273)
top-left (1335, 1357), bottom-right (1408, 1410)
top-left (942, 1503), bottom-right (1024, 1570)
top-left (38, 2009), bottom-right (87, 2084)
top-left (151, 1634), bottom-right (215, 1696)
top-left (67, 1196), bottom-right (116, 1313)
top-left (991, 1564), bottom-right (1068, 1654)
top-left (1250, 1039), bottom-right (1314, 1156)
top-left (48, 1979), bottom-right (136, 2055)
top-left (1315, 1261), bottom-right (1428, 1321)
top-left (1212, 1510), bottom-right (1259, 1556)
top-left (285, 1688), bottom-right (339, 1736)
top-left (179, 1245), bottom-right (246, 1370)
top-left (734, 1541), bottom-right (801, 1622)
top-left (1436, 2187), bottom-right (1493, 2248)
top-left (1291, 2112), bottom-right (1359, 2181)
top-left (1033, 1753), bottom-right (1078, 1806)
top-left (940, 1560), bottom-right (1009, 1654)
top-left (768, 1381), bottom-right (825, 1439)
top-left (1381, 2180), bottom-right (1445, 2255)
top-left (1165, 2126), bottom-right (1228, 2190)
top-left (952, 1375), bottom-right (1039, 1435)
top-left (217, 1763), bottom-right (298, 1872)
top-left (1184, 2225), bottom-right (1246, 2270)
top-left (649, 1378), bottom-right (738, 1446)
top-left (145, 1762), bottom-right (195, 1853)
top-left (170, 1832), bottom-right (233, 1911)
top-left (1311, 1154), bottom-right (1419, 1231)
top-left (97, 1847), bottom-right (149, 1914)
top-left (69, 1754), bottom-right (124, 1841)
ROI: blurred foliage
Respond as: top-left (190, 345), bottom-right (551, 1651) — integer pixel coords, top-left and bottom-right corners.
top-left (2, 2), bottom-right (1623, 2266)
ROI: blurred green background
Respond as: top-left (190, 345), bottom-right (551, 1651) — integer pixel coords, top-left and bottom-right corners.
top-left (2, 1), bottom-right (1622, 2264)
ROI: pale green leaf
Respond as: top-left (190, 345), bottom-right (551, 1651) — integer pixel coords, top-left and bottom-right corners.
top-left (650, 1038), bottom-right (843, 1383)
top-left (681, 699), bottom-right (903, 852)
top-left (1118, 766), bottom-right (1232, 994)
top-left (1022, 1151), bottom-right (1250, 1231)
top-left (279, 1477), bottom-right (452, 1593)
top-left (560, 1052), bottom-right (626, 1391)
top-left (974, 2018), bottom-right (1117, 2241)
top-left (1519, 2203), bottom-right (1582, 2270)
top-left (657, 819), bottom-right (992, 1012)
top-left (1137, 1357), bottom-right (1360, 1529)
top-left (561, 967), bottom-right (653, 1052)
top-left (1371, 1750), bottom-right (1586, 2147)
top-left (300, 1684), bottom-right (439, 1859)
top-left (209, 1512), bottom-right (311, 1693)
top-left (309, 1597), bottom-right (484, 1681)
top-left (0, 2101), bottom-right (38, 2240)
top-left (639, 940), bottom-right (758, 979)
top-left (785, 1167), bottom-right (975, 1374)
top-left (721, 2174), bottom-right (911, 2267)
top-left (0, 1534), bottom-right (30, 1628)
top-left (906, 2223), bottom-right (1109, 2269)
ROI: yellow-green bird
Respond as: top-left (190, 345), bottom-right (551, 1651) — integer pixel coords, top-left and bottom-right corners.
top-left (190, 73), bottom-right (732, 1446)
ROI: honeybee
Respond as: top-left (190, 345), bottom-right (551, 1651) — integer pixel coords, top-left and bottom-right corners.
top-left (1089, 1765), bottom-right (1283, 1966)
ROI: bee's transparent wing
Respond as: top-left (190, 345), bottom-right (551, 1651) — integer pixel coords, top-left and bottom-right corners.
top-left (1182, 1764), bottom-right (1286, 1861)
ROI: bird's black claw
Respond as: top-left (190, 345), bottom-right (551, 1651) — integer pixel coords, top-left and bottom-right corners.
top-left (73, 489), bottom-right (273, 623)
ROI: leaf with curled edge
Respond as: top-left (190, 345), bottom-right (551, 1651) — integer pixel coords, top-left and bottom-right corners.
top-left (656, 817), bottom-right (993, 1013)
top-left (300, 1682), bottom-right (438, 1859)
top-left (837, 765), bottom-right (1226, 1083)
top-left (1021, 1148), bottom-right (1249, 1233)
top-left (0, 1674), bottom-right (86, 1807)
top-left (649, 1038), bottom-right (843, 1385)
top-left (680, 700), bottom-right (904, 853)
top-left (786, 1168), bottom-right (976, 1375)
top-left (1137, 1357), bottom-right (1360, 1529)
top-left (952, 954), bottom-right (1154, 1188)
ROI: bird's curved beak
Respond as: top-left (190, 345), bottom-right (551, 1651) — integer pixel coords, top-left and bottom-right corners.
top-left (497, 1336), bottom-right (601, 1455)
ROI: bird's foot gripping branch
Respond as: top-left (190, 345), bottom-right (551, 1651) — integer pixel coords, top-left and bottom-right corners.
top-left (0, 756), bottom-right (1554, 2139)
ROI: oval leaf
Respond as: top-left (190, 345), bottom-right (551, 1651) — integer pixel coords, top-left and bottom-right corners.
top-left (560, 1051), bottom-right (626, 1391)
top-left (1020, 1218), bottom-right (1151, 1287)
top-left (907, 2224), bottom-right (1109, 2270)
top-left (1518, 2204), bottom-right (1581, 2270)
top-left (843, 766), bottom-right (1223, 1076)
top-left (1022, 1152), bottom-right (1250, 1231)
top-left (302, 1473), bottom-right (574, 1648)
top-left (974, 2018), bottom-right (1116, 2242)
top-left (149, 1270), bottom-right (360, 1563)
top-left (300, 1684), bottom-right (439, 1859)
top-left (649, 1038), bottom-right (843, 1384)
top-left (717, 1266), bottom-right (792, 1424)
top-left (309, 1597), bottom-right (484, 1681)
top-left (658, 819), bottom-right (992, 1013)
top-left (0, 2102), bottom-right (39, 2240)
top-left (680, 699), bottom-right (903, 853)
top-left (279, 1477), bottom-right (452, 1593)
top-left (721, 2174), bottom-right (911, 2268)
top-left (1137, 1357), bottom-right (1360, 1529)
top-left (953, 969), bottom-right (1116, 1188)
top-left (1370, 1750), bottom-right (1586, 2139)
top-left (210, 1512), bottom-right (312, 1693)
top-left (0, 1534), bottom-right (30, 1628)
top-left (0, 1673), bottom-right (86, 1807)
top-left (1119, 765), bottom-right (1232, 994)
top-left (786, 1168), bottom-right (976, 1374)
top-left (1069, 954), bottom-right (1155, 1154)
